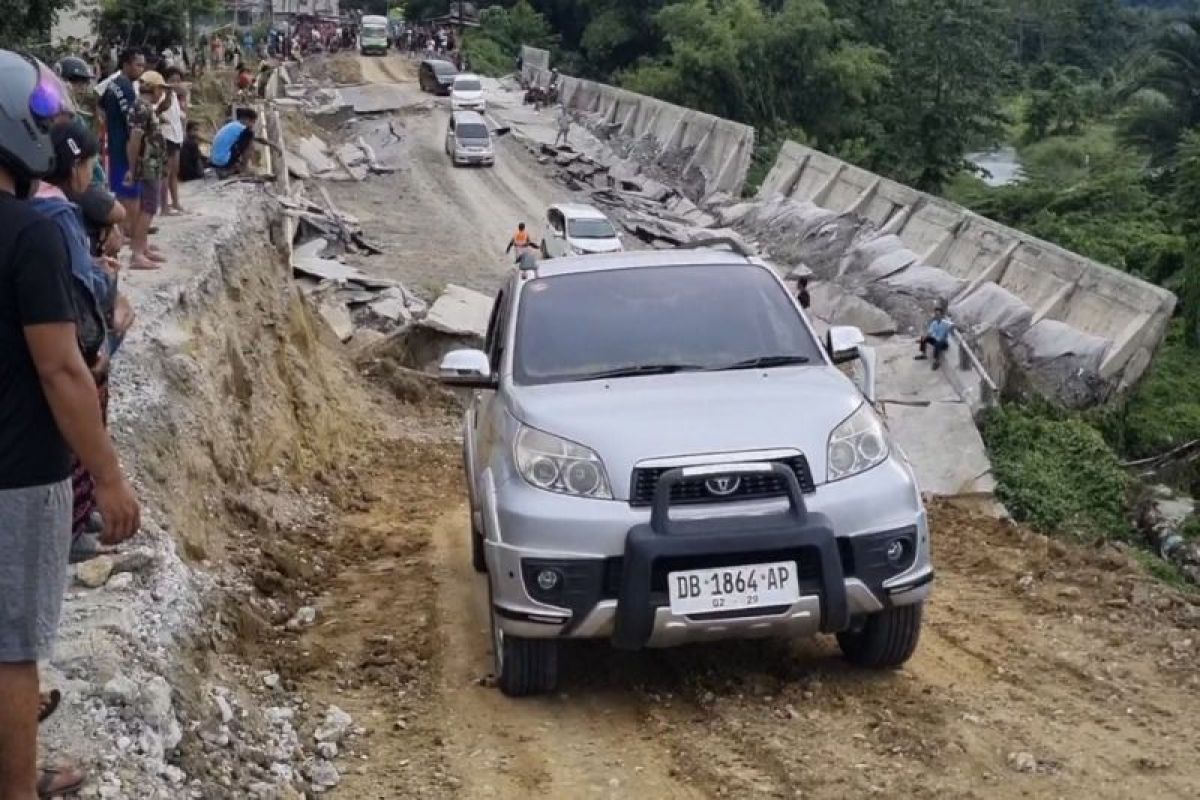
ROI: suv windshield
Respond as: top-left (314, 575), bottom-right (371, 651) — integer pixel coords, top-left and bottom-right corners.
top-left (454, 79), bottom-right (482, 91)
top-left (433, 63), bottom-right (456, 75)
top-left (514, 265), bottom-right (821, 385)
top-left (567, 218), bottom-right (616, 239)
top-left (456, 123), bottom-right (489, 141)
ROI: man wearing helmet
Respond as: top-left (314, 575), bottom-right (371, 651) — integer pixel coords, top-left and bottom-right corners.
top-left (0, 50), bottom-right (140, 799)
top-left (57, 55), bottom-right (106, 189)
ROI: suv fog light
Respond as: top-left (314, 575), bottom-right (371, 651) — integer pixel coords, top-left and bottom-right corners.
top-left (886, 538), bottom-right (910, 567)
top-left (536, 569), bottom-right (561, 592)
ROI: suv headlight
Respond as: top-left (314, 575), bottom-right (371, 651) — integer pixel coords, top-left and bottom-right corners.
top-left (827, 403), bottom-right (889, 481)
top-left (514, 426), bottom-right (612, 499)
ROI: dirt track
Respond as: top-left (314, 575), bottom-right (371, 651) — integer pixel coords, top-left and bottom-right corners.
top-left (266, 56), bottom-right (1200, 799)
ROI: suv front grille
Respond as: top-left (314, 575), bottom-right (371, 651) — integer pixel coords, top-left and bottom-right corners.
top-left (628, 455), bottom-right (816, 507)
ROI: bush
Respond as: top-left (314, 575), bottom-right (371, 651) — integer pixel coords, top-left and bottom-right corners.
top-left (1110, 322), bottom-right (1200, 458)
top-left (983, 405), bottom-right (1130, 539)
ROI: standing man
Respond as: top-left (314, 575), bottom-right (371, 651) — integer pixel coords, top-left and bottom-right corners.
top-left (554, 107), bottom-right (571, 148)
top-left (0, 49), bottom-right (140, 800)
top-left (100, 48), bottom-right (144, 230)
top-left (125, 70), bottom-right (169, 270)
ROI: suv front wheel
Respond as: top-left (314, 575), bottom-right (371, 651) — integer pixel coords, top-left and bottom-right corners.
top-left (836, 602), bottom-right (924, 668)
top-left (490, 583), bottom-right (559, 697)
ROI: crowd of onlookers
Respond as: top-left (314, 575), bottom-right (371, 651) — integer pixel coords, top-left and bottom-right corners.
top-left (0, 39), bottom-right (285, 796)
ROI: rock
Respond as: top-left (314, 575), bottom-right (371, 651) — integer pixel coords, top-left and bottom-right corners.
top-left (315, 296), bottom-right (354, 343)
top-left (422, 284), bottom-right (494, 338)
top-left (263, 673), bottom-right (281, 689)
top-left (270, 762), bottom-right (295, 782)
top-left (111, 546), bottom-right (157, 574)
top-left (140, 676), bottom-right (183, 750)
top-left (316, 741), bottom-right (338, 759)
top-left (308, 759), bottom-right (341, 790)
top-left (102, 675), bottom-right (138, 705)
top-left (1008, 751), bottom-right (1038, 773)
top-left (265, 706), bottom-right (295, 727)
top-left (160, 765), bottom-right (187, 785)
top-left (215, 694), bottom-right (235, 724)
top-left (294, 606), bottom-right (317, 626)
top-left (106, 572), bottom-right (134, 590)
top-left (314, 705), bottom-right (353, 744)
top-left (76, 556), bottom-right (115, 588)
top-left (368, 297), bottom-right (412, 324)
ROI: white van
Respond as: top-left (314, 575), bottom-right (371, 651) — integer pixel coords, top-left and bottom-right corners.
top-left (445, 110), bottom-right (495, 167)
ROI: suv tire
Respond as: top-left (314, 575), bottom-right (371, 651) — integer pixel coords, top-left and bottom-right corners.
top-left (836, 602), bottom-right (924, 668)
top-left (490, 583), bottom-right (559, 697)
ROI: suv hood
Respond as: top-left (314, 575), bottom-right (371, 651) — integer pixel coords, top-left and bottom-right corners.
top-left (509, 367), bottom-right (864, 496)
top-left (567, 235), bottom-right (623, 254)
top-left (452, 89), bottom-right (484, 101)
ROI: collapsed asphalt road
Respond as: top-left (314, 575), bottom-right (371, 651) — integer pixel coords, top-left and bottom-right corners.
top-left (261, 55), bottom-right (1200, 799)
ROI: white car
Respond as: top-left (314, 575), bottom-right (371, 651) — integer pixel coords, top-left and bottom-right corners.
top-left (450, 74), bottom-right (486, 111)
top-left (542, 204), bottom-right (624, 258)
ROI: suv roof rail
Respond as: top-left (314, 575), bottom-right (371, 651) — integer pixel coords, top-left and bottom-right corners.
top-left (676, 237), bottom-right (753, 259)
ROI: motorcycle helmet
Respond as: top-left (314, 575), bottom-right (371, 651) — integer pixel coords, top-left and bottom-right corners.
top-left (56, 55), bottom-right (95, 83)
top-left (0, 50), bottom-right (75, 196)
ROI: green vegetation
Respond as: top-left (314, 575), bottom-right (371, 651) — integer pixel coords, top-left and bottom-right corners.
top-left (465, 1), bottom-right (559, 76)
top-left (983, 406), bottom-right (1130, 540)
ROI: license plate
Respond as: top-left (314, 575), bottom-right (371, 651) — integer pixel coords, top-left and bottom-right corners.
top-left (668, 561), bottom-right (800, 615)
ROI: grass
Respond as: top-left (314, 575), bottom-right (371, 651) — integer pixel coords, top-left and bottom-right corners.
top-left (1105, 322), bottom-right (1200, 460)
top-left (1132, 549), bottom-right (1194, 591)
top-left (982, 405), bottom-right (1131, 541)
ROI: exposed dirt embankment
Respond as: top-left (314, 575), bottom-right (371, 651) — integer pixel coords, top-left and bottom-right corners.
top-left (45, 183), bottom-right (413, 799)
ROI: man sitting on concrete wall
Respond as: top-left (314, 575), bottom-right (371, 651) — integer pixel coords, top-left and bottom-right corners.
top-left (915, 303), bottom-right (953, 370)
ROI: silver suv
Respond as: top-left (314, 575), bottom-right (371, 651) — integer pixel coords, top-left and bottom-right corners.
top-left (440, 241), bottom-right (933, 696)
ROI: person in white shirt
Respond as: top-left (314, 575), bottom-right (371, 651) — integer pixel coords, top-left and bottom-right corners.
top-left (159, 67), bottom-right (187, 215)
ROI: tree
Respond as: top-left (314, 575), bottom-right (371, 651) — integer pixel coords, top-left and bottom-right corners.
top-left (97, 0), bottom-right (220, 49)
top-left (1120, 16), bottom-right (1200, 163)
top-left (1174, 128), bottom-right (1200, 347)
top-left (0, 0), bottom-right (75, 48)
top-left (864, 0), bottom-right (1009, 191)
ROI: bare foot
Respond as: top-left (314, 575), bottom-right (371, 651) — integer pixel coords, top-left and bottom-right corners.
top-left (129, 255), bottom-right (161, 270)
top-left (146, 249), bottom-right (167, 264)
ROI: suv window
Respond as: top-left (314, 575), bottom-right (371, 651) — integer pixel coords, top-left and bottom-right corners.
top-left (567, 218), bottom-right (616, 239)
top-left (456, 122), bottom-right (489, 141)
top-left (513, 264), bottom-right (822, 385)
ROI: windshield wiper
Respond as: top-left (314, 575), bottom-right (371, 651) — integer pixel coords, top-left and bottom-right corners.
top-left (577, 363), bottom-right (707, 380)
top-left (708, 355), bottom-right (811, 371)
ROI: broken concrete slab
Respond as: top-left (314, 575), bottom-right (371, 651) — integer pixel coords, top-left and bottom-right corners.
top-left (338, 84), bottom-right (412, 115)
top-left (368, 297), bottom-right (412, 324)
top-left (422, 284), bottom-right (493, 338)
top-left (883, 401), bottom-right (996, 497)
top-left (315, 295), bottom-right (354, 342)
top-left (293, 135), bottom-right (338, 175)
top-left (873, 340), bottom-right (962, 404)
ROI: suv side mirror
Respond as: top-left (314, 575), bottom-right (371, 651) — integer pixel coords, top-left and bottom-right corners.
top-left (439, 349), bottom-right (496, 388)
top-left (826, 325), bottom-right (865, 364)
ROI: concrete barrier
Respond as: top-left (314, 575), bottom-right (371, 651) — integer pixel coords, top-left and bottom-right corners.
top-left (520, 45), bottom-right (549, 86)
top-left (754, 141), bottom-right (1177, 407)
top-left (523, 57), bottom-right (755, 199)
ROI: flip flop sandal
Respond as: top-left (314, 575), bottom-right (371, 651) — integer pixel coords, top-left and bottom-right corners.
top-left (37, 764), bottom-right (85, 798)
top-left (39, 689), bottom-right (61, 723)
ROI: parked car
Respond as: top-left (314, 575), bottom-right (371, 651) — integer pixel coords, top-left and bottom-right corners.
top-left (541, 204), bottom-right (624, 258)
top-left (439, 239), bottom-right (932, 697)
top-left (419, 59), bottom-right (457, 95)
top-left (450, 73), bottom-right (486, 112)
top-left (445, 110), bottom-right (495, 167)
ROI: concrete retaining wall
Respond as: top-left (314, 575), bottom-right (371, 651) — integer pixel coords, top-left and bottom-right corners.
top-left (756, 141), bottom-right (1178, 406)
top-left (524, 56), bottom-right (754, 199)
top-left (520, 45), bottom-right (550, 86)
